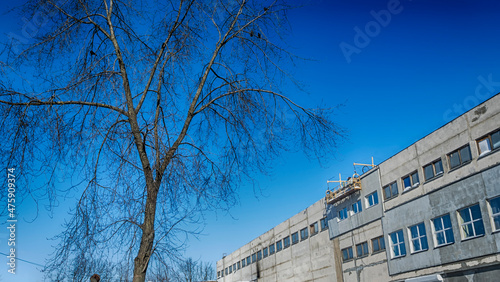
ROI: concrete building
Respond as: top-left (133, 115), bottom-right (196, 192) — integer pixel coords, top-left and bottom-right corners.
top-left (217, 93), bottom-right (500, 282)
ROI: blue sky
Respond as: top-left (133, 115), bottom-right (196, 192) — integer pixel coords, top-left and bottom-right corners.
top-left (1, 0), bottom-right (500, 281)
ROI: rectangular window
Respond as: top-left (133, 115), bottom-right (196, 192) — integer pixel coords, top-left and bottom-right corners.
top-left (237, 261), bottom-right (240, 269)
top-left (269, 243), bottom-right (275, 255)
top-left (276, 240), bottom-right (283, 252)
top-left (409, 222), bottom-right (428, 253)
top-left (389, 230), bottom-right (406, 258)
top-left (423, 159), bottom-right (444, 181)
top-left (229, 265), bottom-right (232, 274)
top-left (372, 236), bottom-right (386, 253)
top-left (233, 263), bottom-right (236, 272)
top-left (490, 197), bottom-right (500, 231)
top-left (383, 182), bottom-right (398, 200)
top-left (246, 256), bottom-right (251, 265)
top-left (242, 258), bottom-right (246, 267)
top-left (217, 271), bottom-right (220, 278)
top-left (310, 222), bottom-right (319, 235)
top-left (356, 241), bottom-right (369, 257)
top-left (300, 227), bottom-right (309, 240)
top-left (251, 253), bottom-right (256, 263)
top-left (432, 214), bottom-right (455, 246)
top-left (477, 129), bottom-right (500, 156)
top-left (448, 145), bottom-right (472, 169)
top-left (402, 171), bottom-right (420, 191)
top-left (257, 250), bottom-right (262, 261)
top-left (283, 236), bottom-right (290, 248)
top-left (263, 247), bottom-right (268, 258)
top-left (458, 204), bottom-right (485, 239)
top-left (292, 232), bottom-right (299, 244)
top-left (352, 199), bottom-right (362, 214)
top-left (225, 268), bottom-right (228, 275)
top-left (320, 217), bottom-right (328, 231)
top-left (366, 191), bottom-right (379, 207)
top-left (341, 247), bottom-right (353, 262)
top-left (338, 207), bottom-right (349, 221)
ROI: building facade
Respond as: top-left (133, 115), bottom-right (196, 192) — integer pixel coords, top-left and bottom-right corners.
top-left (217, 93), bottom-right (500, 282)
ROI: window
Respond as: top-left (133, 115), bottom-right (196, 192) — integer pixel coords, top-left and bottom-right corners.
top-left (366, 191), bottom-right (379, 207)
top-left (423, 159), bottom-right (444, 181)
top-left (490, 197), bottom-right (500, 231)
top-left (257, 250), bottom-right (262, 261)
top-left (477, 129), bottom-right (500, 156)
top-left (225, 268), bottom-right (228, 275)
top-left (300, 227), bottom-right (309, 240)
top-left (276, 240), bottom-right (283, 252)
top-left (263, 247), bottom-right (268, 258)
top-left (283, 236), bottom-right (290, 248)
top-left (251, 253), bottom-right (256, 263)
top-left (372, 236), bottom-right (386, 253)
top-left (409, 222), bottom-right (428, 253)
top-left (310, 222), bottom-right (319, 235)
top-left (432, 214), bottom-right (454, 246)
top-left (458, 204), bottom-right (485, 239)
top-left (229, 265), bottom-right (232, 274)
top-left (237, 261), bottom-right (240, 269)
top-left (341, 247), bottom-right (353, 262)
top-left (352, 199), bottom-right (362, 214)
top-left (383, 182), bottom-right (398, 200)
top-left (338, 207), bottom-right (349, 221)
top-left (356, 241), bottom-right (369, 257)
top-left (292, 232), bottom-right (299, 244)
top-left (217, 271), bottom-right (220, 278)
top-left (320, 217), bottom-right (328, 231)
top-left (269, 243), bottom-right (275, 255)
top-left (402, 171), bottom-right (420, 191)
top-left (242, 258), bottom-right (246, 267)
top-left (448, 145), bottom-right (472, 169)
top-left (233, 263), bottom-right (236, 272)
top-left (389, 230), bottom-right (406, 258)
top-left (246, 256), bottom-right (251, 265)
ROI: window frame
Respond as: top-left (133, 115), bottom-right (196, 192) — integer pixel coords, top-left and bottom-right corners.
top-left (371, 236), bottom-right (386, 253)
top-left (383, 181), bottom-right (398, 200)
top-left (251, 253), bottom-right (256, 263)
top-left (310, 221), bottom-right (319, 236)
top-left (263, 247), bottom-right (268, 258)
top-left (283, 236), bottom-right (290, 249)
top-left (300, 227), bottom-right (309, 241)
top-left (489, 196), bottom-right (500, 232)
top-left (269, 243), bottom-right (275, 255)
top-left (320, 217), bottom-right (328, 231)
top-left (352, 199), bottom-right (362, 214)
top-left (366, 191), bottom-right (379, 208)
top-left (356, 241), bottom-right (369, 258)
top-left (292, 232), bottom-right (299, 244)
top-left (341, 246), bottom-right (354, 262)
top-left (241, 258), bottom-right (246, 268)
top-left (401, 171), bottom-right (420, 191)
top-left (276, 240), bottom-right (283, 252)
top-left (389, 229), bottom-right (406, 259)
top-left (476, 128), bottom-right (500, 156)
top-left (408, 222), bottom-right (429, 253)
top-left (423, 159), bottom-right (444, 181)
top-left (448, 144), bottom-right (472, 170)
top-left (338, 206), bottom-right (349, 221)
top-left (458, 204), bottom-right (485, 240)
top-left (246, 256), bottom-right (251, 265)
top-left (237, 261), bottom-right (240, 270)
top-left (431, 213), bottom-right (455, 247)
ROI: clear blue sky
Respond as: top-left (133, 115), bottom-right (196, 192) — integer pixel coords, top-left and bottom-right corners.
top-left (1, 0), bottom-right (500, 281)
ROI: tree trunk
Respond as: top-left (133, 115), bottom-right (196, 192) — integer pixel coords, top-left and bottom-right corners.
top-left (133, 179), bottom-right (160, 282)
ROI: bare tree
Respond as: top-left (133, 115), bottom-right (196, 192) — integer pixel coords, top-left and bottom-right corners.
top-left (0, 0), bottom-right (342, 281)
